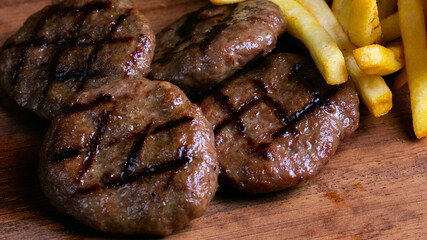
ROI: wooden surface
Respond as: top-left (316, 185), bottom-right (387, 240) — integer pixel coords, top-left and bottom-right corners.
top-left (1, 0), bottom-right (427, 239)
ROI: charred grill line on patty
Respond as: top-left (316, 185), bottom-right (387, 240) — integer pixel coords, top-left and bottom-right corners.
top-left (7, 1), bottom-right (110, 91)
top-left (0, 0), bottom-right (155, 120)
top-left (63, 94), bottom-right (113, 114)
top-left (76, 109), bottom-right (113, 182)
top-left (211, 67), bottom-right (340, 159)
top-left (47, 98), bottom-right (195, 196)
top-left (77, 146), bottom-right (193, 195)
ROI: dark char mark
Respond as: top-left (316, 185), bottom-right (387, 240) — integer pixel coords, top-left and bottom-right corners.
top-left (199, 23), bottom-right (228, 51)
top-left (105, 116), bottom-right (194, 148)
top-left (77, 146), bottom-right (191, 195)
top-left (40, 11), bottom-right (89, 106)
top-left (75, 117), bottom-right (194, 194)
top-left (48, 147), bottom-right (81, 163)
top-left (253, 80), bottom-right (295, 133)
top-left (102, 146), bottom-right (191, 190)
top-left (8, 1), bottom-right (109, 91)
top-left (152, 117), bottom-right (194, 134)
top-left (64, 94), bottom-right (113, 114)
top-left (121, 124), bottom-right (152, 180)
top-left (199, 4), bottom-right (237, 52)
top-left (178, 8), bottom-right (203, 38)
top-left (76, 109), bottom-right (112, 181)
top-left (212, 63), bottom-right (340, 159)
top-left (123, 35), bottom-right (147, 77)
top-left (77, 9), bottom-right (132, 91)
top-left (212, 91), bottom-right (251, 137)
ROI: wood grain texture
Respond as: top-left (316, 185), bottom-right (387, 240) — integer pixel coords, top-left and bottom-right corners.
top-left (0, 0), bottom-right (426, 239)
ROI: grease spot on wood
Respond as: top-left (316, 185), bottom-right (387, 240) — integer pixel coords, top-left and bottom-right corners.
top-left (324, 192), bottom-right (342, 203)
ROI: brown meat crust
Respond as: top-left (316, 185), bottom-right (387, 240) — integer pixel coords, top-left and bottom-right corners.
top-left (39, 78), bottom-right (218, 236)
top-left (200, 53), bottom-right (360, 194)
top-left (149, 0), bottom-right (286, 95)
top-left (0, 0), bottom-right (155, 120)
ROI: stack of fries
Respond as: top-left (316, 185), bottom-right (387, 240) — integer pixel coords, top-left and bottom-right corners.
top-left (211, 0), bottom-right (427, 139)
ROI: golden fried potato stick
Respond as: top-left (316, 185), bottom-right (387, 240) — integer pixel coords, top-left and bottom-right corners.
top-left (398, 0), bottom-right (427, 139)
top-left (210, 0), bottom-right (245, 4)
top-left (392, 68), bottom-right (408, 90)
top-left (353, 41), bottom-right (404, 76)
top-left (297, 0), bottom-right (392, 117)
top-left (382, 12), bottom-right (401, 42)
top-left (377, 0), bottom-right (397, 20)
top-left (331, 0), bottom-right (352, 32)
top-left (270, 0), bottom-right (348, 85)
top-left (348, 0), bottom-right (383, 47)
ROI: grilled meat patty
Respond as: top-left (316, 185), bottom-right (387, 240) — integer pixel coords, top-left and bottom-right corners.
top-left (39, 79), bottom-right (218, 235)
top-left (200, 53), bottom-right (359, 194)
top-left (0, 0), bottom-right (155, 120)
top-left (149, 0), bottom-right (286, 95)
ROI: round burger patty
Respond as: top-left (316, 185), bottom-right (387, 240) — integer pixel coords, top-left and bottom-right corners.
top-left (149, 0), bottom-right (286, 95)
top-left (200, 53), bottom-right (360, 194)
top-left (39, 79), bottom-right (218, 235)
top-left (0, 0), bottom-right (155, 120)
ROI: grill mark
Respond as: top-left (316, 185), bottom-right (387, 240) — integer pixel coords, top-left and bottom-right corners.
top-left (178, 9), bottom-right (203, 38)
top-left (105, 117), bottom-right (194, 148)
top-left (6, 36), bottom-right (134, 50)
top-left (293, 87), bottom-right (340, 123)
top-left (121, 124), bottom-right (151, 180)
top-left (252, 80), bottom-right (294, 133)
top-left (64, 94), bottom-right (113, 114)
top-left (48, 147), bottom-right (81, 163)
top-left (8, 1), bottom-right (109, 91)
top-left (199, 4), bottom-right (237, 52)
top-left (9, 4), bottom-right (59, 91)
top-left (288, 64), bottom-right (320, 95)
top-left (123, 35), bottom-right (147, 77)
top-left (53, 69), bottom-right (105, 82)
top-left (75, 184), bottom-right (101, 195)
top-left (152, 117), bottom-right (194, 134)
top-left (213, 93), bottom-right (259, 135)
top-left (76, 109), bottom-right (112, 181)
top-left (212, 91), bottom-right (246, 138)
top-left (40, 11), bottom-right (89, 106)
top-left (199, 23), bottom-right (228, 51)
top-left (165, 146), bottom-right (189, 189)
top-left (99, 146), bottom-right (191, 191)
top-left (77, 10), bottom-right (131, 91)
top-left (75, 117), bottom-right (195, 195)
top-left (152, 3), bottom-right (237, 65)
top-left (212, 63), bottom-right (341, 159)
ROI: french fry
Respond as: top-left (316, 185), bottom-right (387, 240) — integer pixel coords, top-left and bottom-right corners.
top-left (386, 38), bottom-right (405, 64)
top-left (381, 12), bottom-right (401, 42)
top-left (297, 0), bottom-right (392, 117)
top-left (392, 68), bottom-right (408, 90)
top-left (352, 42), bottom-right (404, 76)
top-left (270, 0), bottom-right (348, 85)
top-left (377, 0), bottom-right (397, 20)
top-left (348, 0), bottom-right (383, 47)
top-left (331, 0), bottom-right (352, 32)
top-left (398, 0), bottom-right (427, 139)
top-left (210, 0), bottom-right (245, 4)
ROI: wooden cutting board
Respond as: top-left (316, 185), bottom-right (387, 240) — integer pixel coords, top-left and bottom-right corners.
top-left (1, 0), bottom-right (426, 239)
